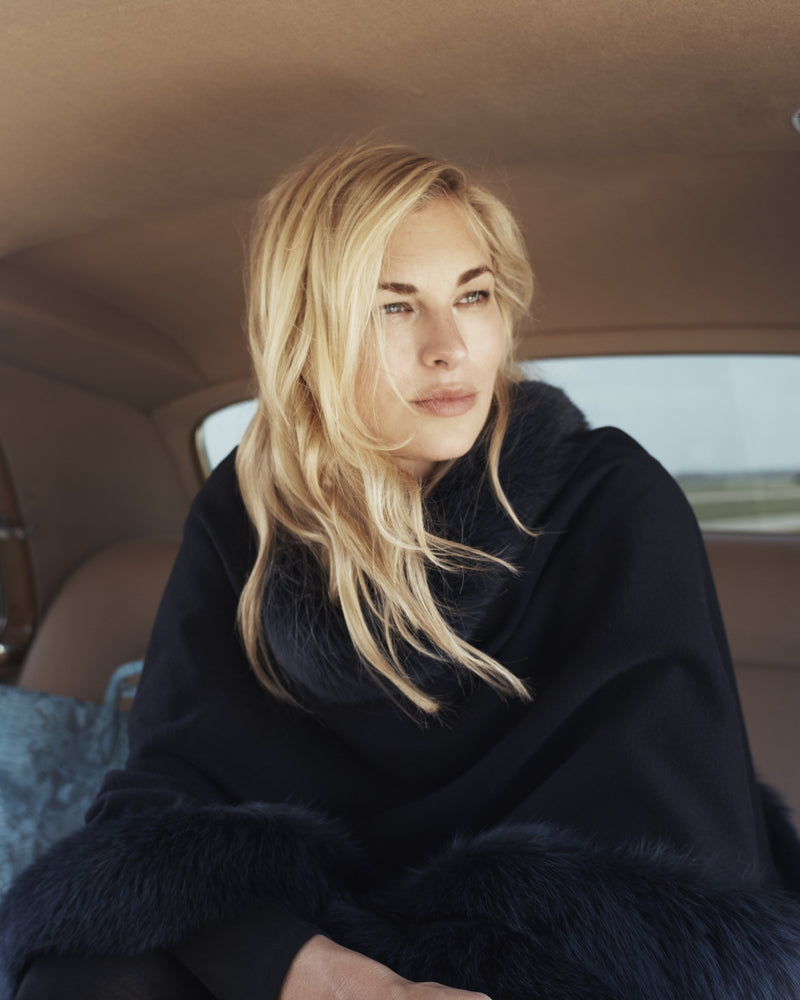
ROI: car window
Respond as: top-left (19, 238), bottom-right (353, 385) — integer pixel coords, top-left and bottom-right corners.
top-left (523, 355), bottom-right (800, 533)
top-left (196, 355), bottom-right (800, 534)
top-left (195, 400), bottom-right (258, 478)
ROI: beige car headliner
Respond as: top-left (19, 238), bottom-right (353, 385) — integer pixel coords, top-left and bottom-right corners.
top-left (1, 0), bottom-right (799, 410)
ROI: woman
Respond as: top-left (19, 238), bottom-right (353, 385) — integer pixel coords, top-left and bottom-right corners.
top-left (3, 143), bottom-right (800, 1000)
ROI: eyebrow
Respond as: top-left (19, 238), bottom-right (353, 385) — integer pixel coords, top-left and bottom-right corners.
top-left (378, 265), bottom-right (493, 295)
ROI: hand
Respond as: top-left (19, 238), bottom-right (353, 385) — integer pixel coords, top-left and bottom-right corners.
top-left (280, 934), bottom-right (492, 1000)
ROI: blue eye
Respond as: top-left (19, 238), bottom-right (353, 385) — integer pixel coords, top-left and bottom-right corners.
top-left (381, 302), bottom-right (410, 315)
top-left (458, 289), bottom-right (490, 306)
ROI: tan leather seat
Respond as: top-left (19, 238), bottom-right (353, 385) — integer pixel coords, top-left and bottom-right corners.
top-left (18, 537), bottom-right (179, 703)
top-left (706, 533), bottom-right (800, 819)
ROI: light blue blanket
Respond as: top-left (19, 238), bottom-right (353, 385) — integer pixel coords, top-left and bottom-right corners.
top-left (0, 661), bottom-right (140, 895)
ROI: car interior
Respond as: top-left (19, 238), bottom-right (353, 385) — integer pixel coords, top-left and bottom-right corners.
top-left (1, 0), bottom-right (798, 832)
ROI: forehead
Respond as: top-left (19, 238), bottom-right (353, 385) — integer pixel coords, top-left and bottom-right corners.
top-left (380, 198), bottom-right (489, 279)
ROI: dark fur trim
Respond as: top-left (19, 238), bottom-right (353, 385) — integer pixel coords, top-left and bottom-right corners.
top-left (0, 802), bottom-right (362, 999)
top-left (4, 798), bottom-right (800, 999)
top-left (330, 821), bottom-right (800, 999)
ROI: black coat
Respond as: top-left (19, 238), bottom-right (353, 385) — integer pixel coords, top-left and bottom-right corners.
top-left (3, 381), bottom-right (800, 1000)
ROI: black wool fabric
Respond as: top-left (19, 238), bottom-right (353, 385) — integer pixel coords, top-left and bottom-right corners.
top-left (3, 380), bottom-right (800, 1000)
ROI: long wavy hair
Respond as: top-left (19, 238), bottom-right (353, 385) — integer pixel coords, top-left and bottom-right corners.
top-left (236, 142), bottom-right (534, 714)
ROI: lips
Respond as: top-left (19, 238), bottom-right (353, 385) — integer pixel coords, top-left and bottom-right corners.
top-left (412, 387), bottom-right (478, 417)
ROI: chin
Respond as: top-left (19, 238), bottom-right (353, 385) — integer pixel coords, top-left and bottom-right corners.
top-left (421, 434), bottom-right (483, 467)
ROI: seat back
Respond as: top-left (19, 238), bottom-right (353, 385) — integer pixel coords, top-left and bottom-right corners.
top-left (706, 533), bottom-right (800, 818)
top-left (18, 538), bottom-right (179, 703)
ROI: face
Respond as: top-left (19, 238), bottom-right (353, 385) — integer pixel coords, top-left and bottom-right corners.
top-left (362, 197), bottom-right (506, 480)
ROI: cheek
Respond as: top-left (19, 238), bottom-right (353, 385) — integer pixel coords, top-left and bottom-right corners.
top-left (377, 331), bottom-right (418, 384)
top-left (470, 310), bottom-right (506, 370)
top-left (354, 345), bottom-right (380, 422)
top-left (355, 342), bottom-right (405, 433)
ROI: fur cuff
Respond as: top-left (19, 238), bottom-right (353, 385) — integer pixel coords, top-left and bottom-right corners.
top-left (331, 822), bottom-right (800, 999)
top-left (0, 801), bottom-right (361, 999)
top-left (4, 802), bottom-right (800, 1000)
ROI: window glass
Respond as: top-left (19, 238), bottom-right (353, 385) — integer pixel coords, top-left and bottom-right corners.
top-left (195, 356), bottom-right (800, 534)
top-left (195, 399), bottom-right (257, 476)
top-left (523, 355), bottom-right (800, 533)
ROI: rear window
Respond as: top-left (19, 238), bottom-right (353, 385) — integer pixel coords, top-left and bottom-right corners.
top-left (195, 355), bottom-right (800, 534)
top-left (524, 355), bottom-right (800, 533)
top-left (195, 399), bottom-right (257, 477)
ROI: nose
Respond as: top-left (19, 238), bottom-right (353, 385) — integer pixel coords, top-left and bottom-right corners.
top-left (419, 309), bottom-right (468, 368)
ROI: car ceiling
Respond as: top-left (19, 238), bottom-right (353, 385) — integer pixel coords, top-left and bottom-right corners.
top-left (1, 0), bottom-right (798, 409)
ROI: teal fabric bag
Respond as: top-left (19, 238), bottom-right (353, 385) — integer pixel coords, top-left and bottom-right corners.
top-left (0, 660), bottom-right (140, 895)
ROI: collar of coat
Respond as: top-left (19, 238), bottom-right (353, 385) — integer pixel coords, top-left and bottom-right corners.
top-left (262, 379), bottom-right (589, 708)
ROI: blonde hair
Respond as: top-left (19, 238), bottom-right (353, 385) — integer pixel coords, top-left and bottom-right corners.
top-left (236, 142), bottom-right (534, 714)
